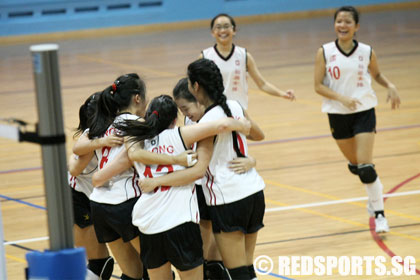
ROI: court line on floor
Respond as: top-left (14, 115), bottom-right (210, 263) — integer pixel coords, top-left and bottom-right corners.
top-left (265, 190), bottom-right (420, 212)
top-left (266, 177), bottom-right (420, 222)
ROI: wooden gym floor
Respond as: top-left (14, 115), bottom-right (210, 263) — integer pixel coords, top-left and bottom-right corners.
top-left (0, 4), bottom-right (419, 279)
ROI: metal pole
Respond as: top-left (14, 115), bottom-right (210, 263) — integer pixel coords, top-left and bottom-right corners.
top-left (30, 44), bottom-right (74, 250)
top-left (0, 201), bottom-right (6, 280)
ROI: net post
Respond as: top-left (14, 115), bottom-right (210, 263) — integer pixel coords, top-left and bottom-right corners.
top-left (29, 44), bottom-right (74, 250)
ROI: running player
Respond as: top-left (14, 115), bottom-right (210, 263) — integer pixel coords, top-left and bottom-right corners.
top-left (314, 6), bottom-right (401, 233)
top-left (138, 59), bottom-right (266, 279)
top-left (201, 13), bottom-right (295, 109)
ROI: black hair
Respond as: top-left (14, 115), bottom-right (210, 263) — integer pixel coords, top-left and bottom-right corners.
top-left (115, 95), bottom-right (178, 144)
top-left (74, 92), bottom-right (100, 138)
top-left (210, 13), bottom-right (237, 31)
top-left (334, 6), bottom-right (360, 24)
top-left (88, 73), bottom-right (146, 139)
top-left (173, 77), bottom-right (197, 103)
top-left (187, 58), bottom-right (244, 157)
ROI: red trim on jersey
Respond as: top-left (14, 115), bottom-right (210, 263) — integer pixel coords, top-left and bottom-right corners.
top-left (206, 167), bottom-right (216, 205)
top-left (237, 134), bottom-right (245, 155)
top-left (131, 169), bottom-right (141, 197)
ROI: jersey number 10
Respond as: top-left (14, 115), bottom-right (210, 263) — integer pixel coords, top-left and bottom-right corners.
top-left (328, 66), bottom-right (340, 80)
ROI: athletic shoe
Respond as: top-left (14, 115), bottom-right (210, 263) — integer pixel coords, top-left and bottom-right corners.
top-left (375, 215), bottom-right (390, 233)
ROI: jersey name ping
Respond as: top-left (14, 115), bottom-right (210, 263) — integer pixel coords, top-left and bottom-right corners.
top-left (89, 113), bottom-right (141, 205)
top-left (202, 44), bottom-right (249, 109)
top-left (322, 40), bottom-right (377, 114)
top-left (199, 100), bottom-right (265, 206)
top-left (132, 127), bottom-right (199, 234)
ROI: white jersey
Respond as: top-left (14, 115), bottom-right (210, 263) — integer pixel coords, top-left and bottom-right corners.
top-left (90, 113), bottom-right (141, 205)
top-left (322, 40), bottom-right (377, 114)
top-left (68, 154), bottom-right (97, 198)
top-left (184, 116), bottom-right (202, 186)
top-left (199, 100), bottom-right (265, 206)
top-left (132, 127), bottom-right (199, 234)
top-left (202, 45), bottom-right (249, 109)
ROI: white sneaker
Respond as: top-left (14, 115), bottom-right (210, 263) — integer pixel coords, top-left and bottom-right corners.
top-left (375, 215), bottom-right (390, 233)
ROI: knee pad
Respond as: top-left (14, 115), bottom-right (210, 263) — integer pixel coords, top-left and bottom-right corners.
top-left (347, 162), bottom-right (358, 175)
top-left (358, 164), bottom-right (377, 183)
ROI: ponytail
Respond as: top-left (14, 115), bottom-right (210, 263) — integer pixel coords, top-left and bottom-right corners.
top-left (115, 95), bottom-right (178, 144)
top-left (74, 92), bottom-right (101, 138)
top-left (188, 58), bottom-right (245, 157)
top-left (87, 73), bottom-right (146, 139)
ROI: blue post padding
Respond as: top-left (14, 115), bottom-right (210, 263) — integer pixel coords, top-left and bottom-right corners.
top-left (26, 247), bottom-right (86, 280)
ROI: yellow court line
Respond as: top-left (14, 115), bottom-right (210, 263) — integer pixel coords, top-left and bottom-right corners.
top-left (266, 198), bottom-right (420, 243)
top-left (6, 254), bottom-right (26, 264)
top-left (265, 180), bottom-right (420, 222)
top-left (77, 55), bottom-right (177, 78)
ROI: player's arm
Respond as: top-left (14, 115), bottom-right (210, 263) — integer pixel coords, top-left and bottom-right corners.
top-left (139, 137), bottom-right (213, 192)
top-left (243, 110), bottom-right (264, 141)
top-left (247, 52), bottom-right (295, 101)
top-left (314, 47), bottom-right (361, 110)
top-left (92, 149), bottom-right (132, 187)
top-left (68, 152), bottom-right (94, 177)
top-left (368, 49), bottom-right (400, 109)
top-left (126, 141), bottom-right (196, 167)
top-left (72, 133), bottom-right (123, 156)
top-left (180, 117), bottom-right (251, 148)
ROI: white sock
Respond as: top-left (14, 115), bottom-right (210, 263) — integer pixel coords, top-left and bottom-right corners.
top-left (365, 177), bottom-right (384, 211)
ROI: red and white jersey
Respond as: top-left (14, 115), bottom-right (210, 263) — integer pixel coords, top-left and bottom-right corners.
top-left (199, 100), bottom-right (265, 206)
top-left (132, 127), bottom-right (199, 234)
top-left (68, 154), bottom-right (97, 198)
top-left (184, 116), bottom-right (202, 186)
top-left (322, 40), bottom-right (377, 114)
top-left (90, 113), bottom-right (141, 205)
top-left (202, 44), bottom-right (249, 109)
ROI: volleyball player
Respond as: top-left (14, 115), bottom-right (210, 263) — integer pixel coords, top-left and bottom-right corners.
top-left (173, 77), bottom-right (257, 279)
top-left (138, 59), bottom-right (266, 279)
top-left (200, 13), bottom-right (295, 109)
top-left (314, 6), bottom-right (401, 233)
top-left (68, 92), bottom-right (116, 280)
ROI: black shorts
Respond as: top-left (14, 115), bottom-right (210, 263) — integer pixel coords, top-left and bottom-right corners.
top-left (90, 197), bottom-right (139, 243)
top-left (71, 188), bottom-right (93, 228)
top-left (209, 191), bottom-right (265, 234)
top-left (139, 222), bottom-right (203, 271)
top-left (328, 108), bottom-right (376, 140)
top-left (196, 184), bottom-right (210, 220)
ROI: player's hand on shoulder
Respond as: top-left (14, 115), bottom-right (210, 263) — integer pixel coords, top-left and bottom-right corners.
top-left (386, 84), bottom-right (400, 109)
top-left (102, 134), bottom-right (123, 147)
